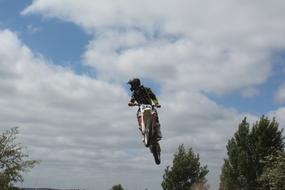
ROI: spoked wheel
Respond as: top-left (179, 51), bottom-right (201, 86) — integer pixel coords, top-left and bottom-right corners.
top-left (144, 127), bottom-right (150, 147)
top-left (151, 142), bottom-right (161, 165)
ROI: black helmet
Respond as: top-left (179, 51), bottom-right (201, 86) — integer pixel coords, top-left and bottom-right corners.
top-left (127, 78), bottom-right (141, 91)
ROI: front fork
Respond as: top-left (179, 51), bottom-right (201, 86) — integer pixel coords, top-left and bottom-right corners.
top-left (137, 109), bottom-right (158, 132)
top-left (151, 141), bottom-right (161, 152)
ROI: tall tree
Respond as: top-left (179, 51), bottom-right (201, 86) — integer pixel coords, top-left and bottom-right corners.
top-left (258, 151), bottom-right (285, 190)
top-left (219, 116), bottom-right (284, 190)
top-left (0, 127), bottom-right (40, 190)
top-left (250, 116), bottom-right (284, 177)
top-left (161, 144), bottom-right (209, 190)
top-left (219, 118), bottom-right (255, 190)
top-left (111, 184), bottom-right (124, 190)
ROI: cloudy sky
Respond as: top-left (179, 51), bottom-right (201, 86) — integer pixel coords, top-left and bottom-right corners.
top-left (1, 0), bottom-right (285, 189)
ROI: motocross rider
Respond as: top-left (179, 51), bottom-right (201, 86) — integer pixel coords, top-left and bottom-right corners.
top-left (127, 78), bottom-right (162, 140)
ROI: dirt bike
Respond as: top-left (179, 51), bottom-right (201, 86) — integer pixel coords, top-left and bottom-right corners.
top-left (130, 103), bottom-right (161, 165)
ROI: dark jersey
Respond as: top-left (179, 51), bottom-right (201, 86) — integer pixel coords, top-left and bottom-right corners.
top-left (129, 85), bottom-right (159, 105)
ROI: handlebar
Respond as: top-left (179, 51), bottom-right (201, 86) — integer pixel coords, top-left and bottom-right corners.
top-left (128, 102), bottom-right (161, 108)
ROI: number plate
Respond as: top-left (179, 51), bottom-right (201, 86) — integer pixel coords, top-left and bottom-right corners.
top-left (141, 104), bottom-right (152, 110)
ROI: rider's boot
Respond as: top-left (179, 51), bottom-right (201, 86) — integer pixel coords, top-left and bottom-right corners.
top-left (156, 123), bottom-right (162, 141)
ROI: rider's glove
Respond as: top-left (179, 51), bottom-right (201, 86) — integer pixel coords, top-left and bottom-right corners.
top-left (155, 104), bottom-right (161, 108)
top-left (128, 102), bottom-right (135, 106)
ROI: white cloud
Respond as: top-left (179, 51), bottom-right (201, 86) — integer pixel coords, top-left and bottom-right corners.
top-left (22, 0), bottom-right (285, 97)
top-left (0, 29), bottom-right (146, 188)
top-left (83, 34), bottom-right (271, 96)
top-left (21, 0), bottom-right (161, 32)
top-left (275, 82), bottom-right (285, 103)
top-left (22, 0), bottom-right (285, 50)
top-left (1, 27), bottom-right (285, 189)
top-left (268, 107), bottom-right (285, 128)
top-left (3, 0), bottom-right (284, 189)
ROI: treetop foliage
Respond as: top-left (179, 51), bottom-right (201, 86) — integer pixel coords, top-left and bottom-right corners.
top-left (111, 184), bottom-right (124, 190)
top-left (162, 144), bottom-right (209, 190)
top-left (0, 127), bottom-right (40, 190)
top-left (219, 116), bottom-right (285, 190)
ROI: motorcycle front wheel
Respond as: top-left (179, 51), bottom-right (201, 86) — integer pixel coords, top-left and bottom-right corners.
top-left (151, 142), bottom-right (161, 165)
top-left (143, 111), bottom-right (153, 147)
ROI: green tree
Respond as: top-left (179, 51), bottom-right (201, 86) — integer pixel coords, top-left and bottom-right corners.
top-left (250, 116), bottom-right (284, 177)
top-left (258, 151), bottom-right (285, 190)
top-left (219, 116), bottom-right (284, 190)
top-left (162, 144), bottom-right (209, 190)
top-left (111, 184), bottom-right (124, 190)
top-left (0, 127), bottom-right (40, 190)
top-left (219, 118), bottom-right (254, 190)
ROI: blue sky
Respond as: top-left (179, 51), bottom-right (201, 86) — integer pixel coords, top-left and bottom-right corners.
top-left (208, 62), bottom-right (285, 115)
top-left (1, 1), bottom-right (285, 190)
top-left (0, 0), bottom-right (91, 73)
top-left (1, 0), bottom-right (284, 115)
